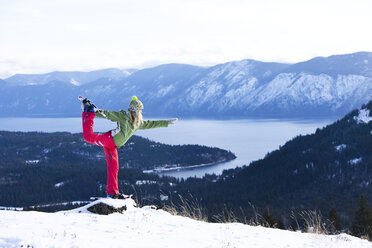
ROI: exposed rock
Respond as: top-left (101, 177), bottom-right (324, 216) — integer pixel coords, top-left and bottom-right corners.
top-left (87, 202), bottom-right (127, 215)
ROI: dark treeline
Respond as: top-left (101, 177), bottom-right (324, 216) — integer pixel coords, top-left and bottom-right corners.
top-left (0, 131), bottom-right (235, 171)
top-left (0, 162), bottom-right (176, 207)
top-left (163, 101), bottom-right (372, 238)
top-left (0, 131), bottom-right (234, 206)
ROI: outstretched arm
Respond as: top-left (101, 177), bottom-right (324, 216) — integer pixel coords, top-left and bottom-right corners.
top-left (139, 120), bottom-right (168, 130)
top-left (95, 109), bottom-right (123, 122)
top-left (139, 118), bottom-right (178, 130)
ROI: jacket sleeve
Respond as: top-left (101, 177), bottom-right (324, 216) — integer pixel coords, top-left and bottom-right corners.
top-left (139, 120), bottom-right (168, 130)
top-left (95, 109), bottom-right (123, 122)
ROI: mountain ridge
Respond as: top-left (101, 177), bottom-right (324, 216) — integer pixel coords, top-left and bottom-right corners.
top-left (4, 68), bottom-right (135, 86)
top-left (1, 51), bottom-right (371, 118)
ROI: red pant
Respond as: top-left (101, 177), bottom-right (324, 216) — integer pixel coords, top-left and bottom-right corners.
top-left (82, 112), bottom-right (119, 195)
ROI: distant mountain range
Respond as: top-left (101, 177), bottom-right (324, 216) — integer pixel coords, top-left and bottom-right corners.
top-left (4, 68), bottom-right (136, 86)
top-left (1, 52), bottom-right (371, 118)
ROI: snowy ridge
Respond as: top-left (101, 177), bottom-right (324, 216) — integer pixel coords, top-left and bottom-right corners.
top-left (0, 200), bottom-right (371, 248)
top-left (181, 72), bottom-right (372, 115)
top-left (102, 52), bottom-right (372, 117)
top-left (1, 52), bottom-right (372, 118)
top-left (4, 68), bottom-right (131, 86)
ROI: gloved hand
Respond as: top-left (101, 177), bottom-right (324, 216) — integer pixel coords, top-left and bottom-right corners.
top-left (95, 109), bottom-right (104, 115)
top-left (168, 118), bottom-right (178, 125)
top-left (79, 96), bottom-right (97, 112)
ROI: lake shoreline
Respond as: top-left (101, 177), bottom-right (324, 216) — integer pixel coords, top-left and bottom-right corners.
top-left (143, 157), bottom-right (236, 174)
top-left (0, 117), bottom-right (333, 178)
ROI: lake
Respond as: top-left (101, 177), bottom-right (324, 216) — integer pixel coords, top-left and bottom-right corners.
top-left (0, 117), bottom-right (334, 178)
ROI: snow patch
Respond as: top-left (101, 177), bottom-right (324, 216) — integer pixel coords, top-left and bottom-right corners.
top-left (349, 158), bottom-right (362, 165)
top-left (335, 144), bottom-right (347, 151)
top-left (26, 160), bottom-right (40, 164)
top-left (120, 68), bottom-right (132, 76)
top-left (157, 85), bottom-right (174, 97)
top-left (43, 148), bottom-right (51, 154)
top-left (95, 153), bottom-right (105, 159)
top-left (70, 78), bottom-right (80, 86)
top-left (135, 180), bottom-right (157, 185)
top-left (160, 194), bottom-right (169, 201)
top-left (354, 108), bottom-right (372, 124)
top-left (0, 206), bottom-right (23, 211)
top-left (305, 162), bottom-right (315, 169)
top-left (359, 181), bottom-right (370, 188)
top-left (54, 181), bottom-right (66, 188)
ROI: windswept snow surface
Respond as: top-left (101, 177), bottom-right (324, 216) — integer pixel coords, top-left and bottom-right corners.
top-left (0, 200), bottom-right (371, 248)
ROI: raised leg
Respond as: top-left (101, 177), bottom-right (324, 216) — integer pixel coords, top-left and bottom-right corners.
top-left (82, 112), bottom-right (116, 148)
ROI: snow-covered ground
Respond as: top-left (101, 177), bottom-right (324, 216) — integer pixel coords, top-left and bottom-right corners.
top-left (0, 199), bottom-right (371, 248)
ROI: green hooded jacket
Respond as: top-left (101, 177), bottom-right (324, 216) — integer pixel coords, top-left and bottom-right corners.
top-left (95, 109), bottom-right (168, 148)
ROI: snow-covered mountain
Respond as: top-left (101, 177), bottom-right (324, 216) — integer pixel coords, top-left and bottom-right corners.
top-left (166, 52), bottom-right (372, 118)
top-left (1, 52), bottom-right (371, 118)
top-left (284, 52), bottom-right (372, 77)
top-left (4, 68), bottom-right (135, 86)
top-left (1, 198), bottom-right (371, 248)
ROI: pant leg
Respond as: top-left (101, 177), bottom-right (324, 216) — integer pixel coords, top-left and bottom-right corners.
top-left (82, 112), bottom-right (116, 148)
top-left (82, 112), bottom-right (95, 144)
top-left (82, 112), bottom-right (119, 194)
top-left (104, 146), bottom-right (119, 195)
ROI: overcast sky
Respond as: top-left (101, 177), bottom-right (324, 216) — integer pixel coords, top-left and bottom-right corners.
top-left (0, 0), bottom-right (371, 78)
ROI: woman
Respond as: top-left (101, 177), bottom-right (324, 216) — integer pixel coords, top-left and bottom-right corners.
top-left (80, 96), bottom-right (178, 199)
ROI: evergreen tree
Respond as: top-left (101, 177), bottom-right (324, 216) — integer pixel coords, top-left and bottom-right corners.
top-left (276, 216), bottom-right (285, 230)
top-left (327, 208), bottom-right (342, 234)
top-left (351, 195), bottom-right (372, 239)
top-left (262, 207), bottom-right (278, 228)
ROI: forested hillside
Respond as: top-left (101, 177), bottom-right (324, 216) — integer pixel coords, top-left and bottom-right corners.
top-left (0, 132), bottom-right (235, 207)
top-left (0, 131), bottom-right (235, 170)
top-left (171, 101), bottom-right (372, 229)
